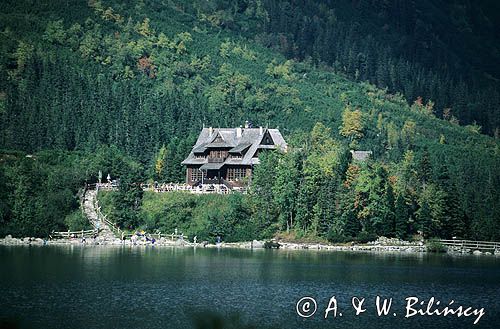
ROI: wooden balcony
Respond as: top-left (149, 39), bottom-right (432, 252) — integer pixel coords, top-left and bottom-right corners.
top-left (207, 157), bottom-right (226, 163)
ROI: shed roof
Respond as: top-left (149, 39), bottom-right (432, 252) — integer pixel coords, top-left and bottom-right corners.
top-left (229, 143), bottom-right (252, 154)
top-left (199, 163), bottom-right (225, 170)
top-left (350, 150), bottom-right (373, 162)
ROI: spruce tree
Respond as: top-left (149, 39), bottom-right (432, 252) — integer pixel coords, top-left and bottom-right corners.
top-left (417, 200), bottom-right (432, 238)
top-left (382, 184), bottom-right (396, 237)
top-left (394, 194), bottom-right (408, 239)
top-left (113, 168), bottom-right (144, 229)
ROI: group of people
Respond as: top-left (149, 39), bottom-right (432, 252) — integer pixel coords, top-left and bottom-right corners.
top-left (94, 179), bottom-right (231, 195)
top-left (79, 233), bottom-right (98, 244)
top-left (150, 182), bottom-right (230, 194)
top-left (127, 231), bottom-right (157, 245)
top-left (151, 182), bottom-right (192, 192)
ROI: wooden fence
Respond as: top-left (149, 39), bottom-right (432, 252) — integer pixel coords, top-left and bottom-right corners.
top-left (438, 239), bottom-right (500, 252)
top-left (121, 232), bottom-right (189, 241)
top-left (50, 229), bottom-right (98, 239)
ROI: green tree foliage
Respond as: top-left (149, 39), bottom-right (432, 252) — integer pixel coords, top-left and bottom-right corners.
top-left (43, 20), bottom-right (67, 44)
top-left (273, 150), bottom-right (301, 232)
top-left (0, 151), bottom-right (96, 237)
top-left (154, 145), bottom-right (168, 182)
top-left (65, 210), bottom-right (91, 231)
top-left (394, 194), bottom-right (408, 239)
top-left (416, 200), bottom-right (432, 238)
top-left (417, 184), bottom-right (446, 238)
top-left (112, 168), bottom-right (144, 229)
top-left (352, 164), bottom-right (395, 236)
top-left (0, 167), bottom-right (10, 233)
top-left (337, 185), bottom-right (360, 240)
top-left (256, 0), bottom-right (500, 135)
top-left (249, 151), bottom-right (279, 234)
top-left (137, 192), bottom-right (255, 242)
top-left (339, 107), bottom-right (364, 141)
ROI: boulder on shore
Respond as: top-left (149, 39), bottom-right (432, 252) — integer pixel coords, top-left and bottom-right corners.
top-left (251, 240), bottom-right (264, 248)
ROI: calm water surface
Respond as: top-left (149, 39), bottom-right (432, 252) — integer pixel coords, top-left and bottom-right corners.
top-left (0, 246), bottom-right (499, 329)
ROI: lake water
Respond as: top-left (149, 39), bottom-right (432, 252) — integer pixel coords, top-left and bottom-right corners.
top-left (0, 246), bottom-right (499, 329)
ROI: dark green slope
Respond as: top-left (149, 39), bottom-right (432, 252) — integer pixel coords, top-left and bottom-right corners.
top-left (0, 0), bottom-right (496, 149)
top-left (174, 0), bottom-right (500, 134)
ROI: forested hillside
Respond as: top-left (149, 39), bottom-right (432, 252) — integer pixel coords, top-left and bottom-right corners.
top-left (180, 0), bottom-right (500, 135)
top-left (0, 0), bottom-right (498, 241)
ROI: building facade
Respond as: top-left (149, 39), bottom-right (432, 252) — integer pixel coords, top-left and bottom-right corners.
top-left (181, 125), bottom-right (287, 188)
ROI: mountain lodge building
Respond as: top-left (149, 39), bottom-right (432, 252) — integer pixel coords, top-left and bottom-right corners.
top-left (181, 124), bottom-right (287, 188)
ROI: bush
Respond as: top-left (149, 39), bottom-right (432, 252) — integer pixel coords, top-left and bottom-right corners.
top-left (264, 241), bottom-right (281, 249)
top-left (327, 229), bottom-right (348, 243)
top-left (132, 192), bottom-right (260, 243)
top-left (64, 210), bottom-right (91, 231)
top-left (355, 231), bottom-right (378, 244)
top-left (426, 238), bottom-right (447, 253)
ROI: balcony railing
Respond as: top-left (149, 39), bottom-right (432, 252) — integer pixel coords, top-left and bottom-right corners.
top-left (207, 157), bottom-right (226, 163)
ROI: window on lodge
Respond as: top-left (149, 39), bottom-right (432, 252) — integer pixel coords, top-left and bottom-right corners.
top-left (209, 150), bottom-right (226, 158)
top-left (261, 132), bottom-right (274, 145)
top-left (231, 154), bottom-right (242, 159)
top-left (194, 154), bottom-right (205, 159)
top-left (190, 169), bottom-right (203, 182)
top-left (227, 167), bottom-right (246, 181)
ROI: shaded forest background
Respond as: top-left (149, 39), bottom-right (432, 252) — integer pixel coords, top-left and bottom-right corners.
top-left (0, 0), bottom-right (498, 242)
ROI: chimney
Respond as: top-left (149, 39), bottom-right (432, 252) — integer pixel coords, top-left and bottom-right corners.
top-left (259, 126), bottom-right (263, 135)
top-left (244, 120), bottom-right (249, 129)
top-left (208, 127), bottom-right (213, 136)
top-left (236, 126), bottom-right (242, 138)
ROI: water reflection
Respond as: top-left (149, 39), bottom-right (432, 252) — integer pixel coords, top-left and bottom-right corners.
top-left (0, 246), bottom-right (499, 329)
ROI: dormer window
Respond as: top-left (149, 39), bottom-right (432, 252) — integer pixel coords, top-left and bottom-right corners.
top-left (214, 133), bottom-right (223, 143)
top-left (260, 130), bottom-right (274, 145)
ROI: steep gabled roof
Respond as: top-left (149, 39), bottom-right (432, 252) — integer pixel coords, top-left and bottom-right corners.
top-left (181, 127), bottom-right (287, 166)
top-left (206, 130), bottom-right (237, 148)
top-left (268, 129), bottom-right (287, 150)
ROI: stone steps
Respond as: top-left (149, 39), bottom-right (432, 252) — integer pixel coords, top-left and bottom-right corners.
top-left (82, 189), bottom-right (118, 241)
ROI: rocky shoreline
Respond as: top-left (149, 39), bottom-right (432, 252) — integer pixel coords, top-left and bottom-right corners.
top-left (1, 235), bottom-right (498, 256)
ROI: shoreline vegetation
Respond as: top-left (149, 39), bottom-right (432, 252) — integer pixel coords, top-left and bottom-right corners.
top-left (0, 235), bottom-right (497, 256)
